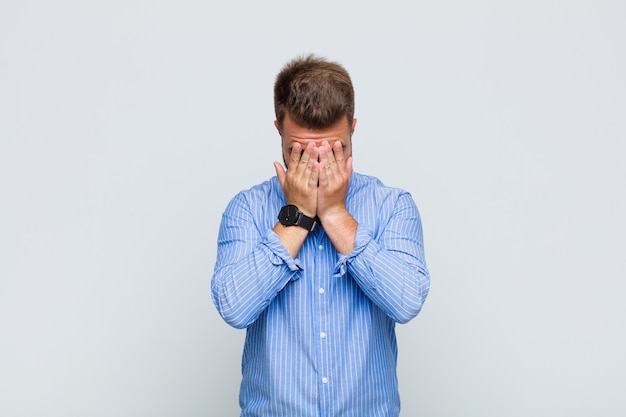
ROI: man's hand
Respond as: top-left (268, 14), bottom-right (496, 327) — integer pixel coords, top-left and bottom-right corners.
top-left (274, 139), bottom-right (356, 256)
top-left (317, 140), bottom-right (357, 255)
top-left (273, 142), bottom-right (320, 217)
top-left (273, 142), bottom-right (320, 259)
top-left (317, 140), bottom-right (352, 220)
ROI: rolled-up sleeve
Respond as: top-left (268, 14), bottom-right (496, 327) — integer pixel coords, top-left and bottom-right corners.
top-left (334, 192), bottom-right (430, 324)
top-left (211, 193), bottom-right (301, 329)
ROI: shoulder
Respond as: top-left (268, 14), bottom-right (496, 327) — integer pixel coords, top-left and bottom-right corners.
top-left (222, 177), bottom-right (284, 224)
top-left (349, 172), bottom-right (411, 201)
top-left (242, 176), bottom-right (280, 195)
top-left (347, 172), bottom-right (420, 227)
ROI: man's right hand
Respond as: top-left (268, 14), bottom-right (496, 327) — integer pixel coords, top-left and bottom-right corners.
top-left (273, 142), bottom-right (320, 218)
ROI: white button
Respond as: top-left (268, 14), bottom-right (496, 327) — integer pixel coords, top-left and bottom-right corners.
top-left (320, 332), bottom-right (326, 339)
top-left (322, 377), bottom-right (329, 384)
top-left (319, 288), bottom-right (325, 294)
top-left (318, 245), bottom-right (324, 250)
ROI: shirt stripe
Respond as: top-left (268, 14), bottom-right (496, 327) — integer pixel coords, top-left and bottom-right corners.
top-left (212, 172), bottom-right (430, 417)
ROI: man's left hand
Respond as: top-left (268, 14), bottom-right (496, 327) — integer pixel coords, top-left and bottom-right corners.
top-left (317, 140), bottom-right (352, 221)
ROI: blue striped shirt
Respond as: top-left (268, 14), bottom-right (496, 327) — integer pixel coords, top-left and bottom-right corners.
top-left (212, 172), bottom-right (430, 417)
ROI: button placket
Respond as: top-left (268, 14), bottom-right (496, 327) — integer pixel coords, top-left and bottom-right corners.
top-left (315, 233), bottom-right (332, 393)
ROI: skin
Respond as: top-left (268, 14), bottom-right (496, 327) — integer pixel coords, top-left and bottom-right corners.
top-left (273, 113), bottom-right (358, 258)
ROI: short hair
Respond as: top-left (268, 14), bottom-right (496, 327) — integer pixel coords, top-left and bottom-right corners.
top-left (274, 54), bottom-right (354, 130)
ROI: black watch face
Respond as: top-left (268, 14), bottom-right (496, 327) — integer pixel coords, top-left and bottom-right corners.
top-left (279, 205), bottom-right (299, 225)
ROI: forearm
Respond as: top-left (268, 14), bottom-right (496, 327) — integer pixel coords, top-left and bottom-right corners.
top-left (212, 193), bottom-right (303, 329)
top-left (346, 233), bottom-right (430, 324)
top-left (212, 233), bottom-right (301, 329)
top-left (319, 208), bottom-right (357, 255)
top-left (272, 221), bottom-right (310, 259)
top-left (338, 193), bottom-right (430, 323)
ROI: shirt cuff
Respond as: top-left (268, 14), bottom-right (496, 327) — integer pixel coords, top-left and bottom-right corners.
top-left (333, 224), bottom-right (374, 278)
top-left (263, 228), bottom-right (304, 279)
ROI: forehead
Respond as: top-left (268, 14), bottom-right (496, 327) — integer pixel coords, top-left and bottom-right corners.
top-left (281, 114), bottom-right (351, 146)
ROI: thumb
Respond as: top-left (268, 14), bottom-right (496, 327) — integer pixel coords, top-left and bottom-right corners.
top-left (273, 161), bottom-right (286, 185)
top-left (346, 156), bottom-right (353, 174)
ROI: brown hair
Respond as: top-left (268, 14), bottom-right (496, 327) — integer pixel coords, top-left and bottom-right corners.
top-left (274, 54), bottom-right (354, 130)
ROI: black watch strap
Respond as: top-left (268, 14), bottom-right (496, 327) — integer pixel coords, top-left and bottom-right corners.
top-left (278, 205), bottom-right (317, 232)
top-left (295, 211), bottom-right (317, 232)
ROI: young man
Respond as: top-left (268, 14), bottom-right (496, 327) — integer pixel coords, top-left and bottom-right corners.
top-left (212, 55), bottom-right (430, 417)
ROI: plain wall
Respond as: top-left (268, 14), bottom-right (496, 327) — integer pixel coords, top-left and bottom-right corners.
top-left (1, 1), bottom-right (625, 416)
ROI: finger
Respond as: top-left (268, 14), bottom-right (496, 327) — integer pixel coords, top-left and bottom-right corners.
top-left (345, 156), bottom-right (353, 176)
top-left (321, 141), bottom-right (336, 165)
top-left (274, 161), bottom-right (286, 185)
top-left (318, 160), bottom-right (328, 187)
top-left (320, 141), bottom-right (338, 182)
top-left (310, 160), bottom-right (321, 188)
top-left (297, 142), bottom-right (316, 174)
top-left (288, 142), bottom-right (302, 170)
top-left (308, 145), bottom-right (320, 175)
top-left (318, 141), bottom-right (331, 168)
top-left (332, 141), bottom-right (345, 172)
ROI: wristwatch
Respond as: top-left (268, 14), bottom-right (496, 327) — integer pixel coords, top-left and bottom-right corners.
top-left (278, 204), bottom-right (317, 232)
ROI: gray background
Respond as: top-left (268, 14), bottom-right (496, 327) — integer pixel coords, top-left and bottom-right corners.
top-left (1, 1), bottom-right (625, 416)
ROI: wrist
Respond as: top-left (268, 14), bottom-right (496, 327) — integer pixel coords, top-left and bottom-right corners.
top-left (318, 208), bottom-right (357, 256)
top-left (278, 204), bottom-right (318, 232)
top-left (284, 198), bottom-right (316, 218)
top-left (317, 206), bottom-right (351, 227)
